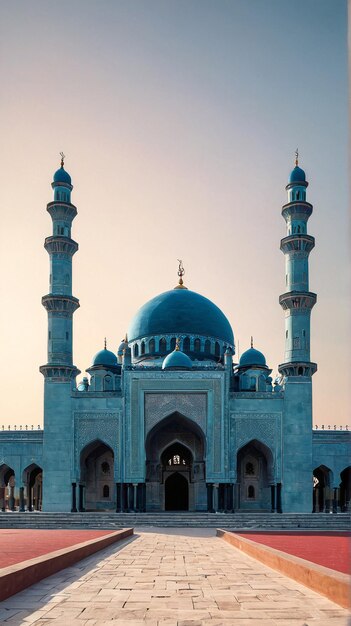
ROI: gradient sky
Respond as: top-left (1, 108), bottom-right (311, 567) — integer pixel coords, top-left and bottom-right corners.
top-left (0, 0), bottom-right (349, 428)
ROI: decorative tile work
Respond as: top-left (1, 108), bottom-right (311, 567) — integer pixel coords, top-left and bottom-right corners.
top-left (144, 393), bottom-right (207, 434)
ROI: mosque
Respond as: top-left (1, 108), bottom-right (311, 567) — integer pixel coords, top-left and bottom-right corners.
top-left (0, 156), bottom-right (349, 515)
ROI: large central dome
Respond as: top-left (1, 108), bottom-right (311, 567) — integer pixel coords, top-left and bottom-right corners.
top-left (127, 288), bottom-right (234, 346)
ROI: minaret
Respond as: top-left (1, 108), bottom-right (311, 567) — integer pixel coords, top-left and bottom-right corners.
top-left (278, 152), bottom-right (317, 513)
top-left (278, 151), bottom-right (317, 378)
top-left (40, 155), bottom-right (80, 512)
top-left (40, 154), bottom-right (80, 379)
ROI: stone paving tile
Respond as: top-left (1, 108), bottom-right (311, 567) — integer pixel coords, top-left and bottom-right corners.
top-left (0, 528), bottom-right (349, 625)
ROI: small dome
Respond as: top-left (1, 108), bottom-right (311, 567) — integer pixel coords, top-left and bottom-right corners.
top-left (117, 338), bottom-right (128, 356)
top-left (162, 349), bottom-right (192, 370)
top-left (239, 347), bottom-right (266, 368)
top-left (289, 166), bottom-right (306, 184)
top-left (53, 166), bottom-right (72, 185)
top-left (91, 348), bottom-right (117, 367)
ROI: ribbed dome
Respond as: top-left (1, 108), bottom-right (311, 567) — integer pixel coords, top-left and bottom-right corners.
top-left (127, 288), bottom-right (234, 346)
top-left (53, 166), bottom-right (72, 185)
top-left (289, 166), bottom-right (306, 184)
top-left (239, 347), bottom-right (266, 368)
top-left (162, 349), bottom-right (192, 370)
top-left (91, 348), bottom-right (117, 367)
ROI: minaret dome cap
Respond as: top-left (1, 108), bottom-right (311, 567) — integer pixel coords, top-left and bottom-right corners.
top-left (53, 166), bottom-right (72, 185)
top-left (289, 165), bottom-right (306, 184)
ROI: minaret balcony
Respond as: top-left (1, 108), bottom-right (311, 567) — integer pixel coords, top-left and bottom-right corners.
top-left (280, 234), bottom-right (315, 255)
top-left (47, 202), bottom-right (77, 222)
top-left (279, 291), bottom-right (317, 312)
top-left (44, 236), bottom-right (78, 256)
top-left (282, 202), bottom-right (313, 222)
top-left (39, 364), bottom-right (81, 381)
top-left (42, 294), bottom-right (80, 315)
top-left (278, 361), bottom-right (317, 377)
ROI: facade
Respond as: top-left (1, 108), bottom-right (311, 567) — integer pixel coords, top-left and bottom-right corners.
top-left (0, 157), bottom-right (349, 514)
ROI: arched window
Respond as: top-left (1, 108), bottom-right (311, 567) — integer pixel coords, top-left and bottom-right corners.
top-left (183, 337), bottom-right (190, 352)
top-left (194, 338), bottom-right (201, 352)
top-left (103, 375), bottom-right (113, 391)
top-left (250, 376), bottom-right (256, 390)
top-left (134, 343), bottom-right (139, 357)
top-left (149, 338), bottom-right (155, 353)
top-left (101, 462), bottom-right (110, 475)
top-left (298, 366), bottom-right (304, 376)
top-left (296, 190), bottom-right (300, 200)
top-left (245, 462), bottom-right (255, 475)
top-left (204, 339), bottom-right (211, 353)
top-left (159, 338), bottom-right (167, 354)
top-left (248, 485), bottom-right (255, 499)
top-left (140, 341), bottom-right (145, 355)
top-left (215, 342), bottom-right (220, 357)
top-left (297, 225), bottom-right (301, 233)
top-left (103, 485), bottom-right (110, 498)
top-left (170, 337), bottom-right (176, 351)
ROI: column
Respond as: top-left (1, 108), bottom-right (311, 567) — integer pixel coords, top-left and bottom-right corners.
top-left (271, 484), bottom-right (276, 512)
top-left (19, 487), bottom-right (25, 512)
top-left (71, 483), bottom-right (77, 512)
top-left (213, 484), bottom-right (219, 512)
top-left (133, 484), bottom-right (138, 512)
top-left (0, 487), bottom-right (5, 512)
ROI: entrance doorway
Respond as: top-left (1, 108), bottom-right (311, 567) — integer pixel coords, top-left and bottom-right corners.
top-left (165, 472), bottom-right (189, 510)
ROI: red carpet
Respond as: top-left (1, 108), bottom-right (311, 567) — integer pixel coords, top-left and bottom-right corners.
top-left (237, 531), bottom-right (350, 574)
top-left (0, 529), bottom-right (115, 568)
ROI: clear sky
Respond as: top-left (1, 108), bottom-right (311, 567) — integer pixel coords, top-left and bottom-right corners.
top-left (0, 0), bottom-right (349, 428)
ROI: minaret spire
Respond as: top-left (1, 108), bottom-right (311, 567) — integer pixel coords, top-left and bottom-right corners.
top-left (278, 157), bottom-right (317, 378)
top-left (250, 336), bottom-right (253, 349)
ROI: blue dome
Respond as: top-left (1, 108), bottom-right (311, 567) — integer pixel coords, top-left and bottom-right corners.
top-left (53, 166), bottom-right (72, 185)
top-left (117, 339), bottom-right (128, 356)
top-left (239, 347), bottom-right (266, 368)
top-left (91, 348), bottom-right (117, 367)
top-left (162, 349), bottom-right (192, 370)
top-left (289, 166), bottom-right (306, 184)
top-left (127, 288), bottom-right (234, 346)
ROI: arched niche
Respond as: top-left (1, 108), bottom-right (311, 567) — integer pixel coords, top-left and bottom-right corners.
top-left (79, 440), bottom-right (115, 511)
top-left (237, 439), bottom-right (274, 511)
top-left (22, 463), bottom-right (43, 511)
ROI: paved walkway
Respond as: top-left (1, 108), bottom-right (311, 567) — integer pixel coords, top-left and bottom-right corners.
top-left (0, 528), bottom-right (349, 625)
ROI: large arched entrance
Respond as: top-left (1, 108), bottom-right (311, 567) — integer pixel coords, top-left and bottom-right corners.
top-left (23, 464), bottom-right (43, 511)
top-left (79, 440), bottom-right (115, 511)
top-left (340, 466), bottom-right (351, 512)
top-left (0, 464), bottom-right (16, 511)
top-left (237, 440), bottom-right (274, 511)
top-left (313, 465), bottom-right (332, 512)
top-left (145, 412), bottom-right (206, 511)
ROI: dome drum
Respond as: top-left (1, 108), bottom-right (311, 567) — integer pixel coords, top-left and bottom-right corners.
top-left (130, 334), bottom-right (231, 364)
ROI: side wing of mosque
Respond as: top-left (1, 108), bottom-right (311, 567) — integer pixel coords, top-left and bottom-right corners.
top-left (0, 157), bottom-right (349, 514)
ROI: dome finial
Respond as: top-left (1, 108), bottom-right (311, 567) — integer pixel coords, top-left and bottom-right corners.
top-left (295, 148), bottom-right (299, 167)
top-left (251, 336), bottom-right (254, 349)
top-left (60, 151), bottom-right (65, 169)
top-left (174, 259), bottom-right (187, 289)
top-left (175, 337), bottom-right (180, 351)
top-left (104, 337), bottom-right (107, 350)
